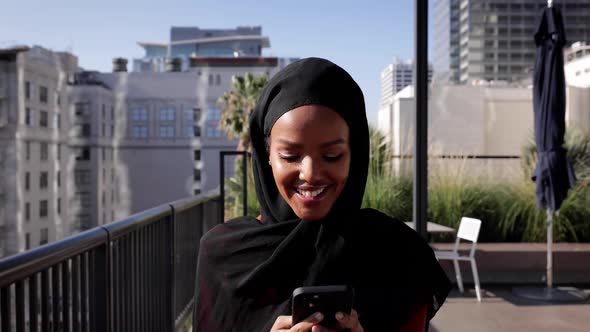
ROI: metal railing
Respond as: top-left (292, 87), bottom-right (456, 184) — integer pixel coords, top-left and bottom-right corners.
top-left (0, 189), bottom-right (221, 332)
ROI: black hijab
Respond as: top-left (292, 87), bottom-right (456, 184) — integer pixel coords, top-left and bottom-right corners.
top-left (193, 58), bottom-right (451, 332)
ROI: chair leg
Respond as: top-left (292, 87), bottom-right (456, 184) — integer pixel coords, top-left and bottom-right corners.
top-left (470, 258), bottom-right (481, 302)
top-left (453, 259), bottom-right (464, 293)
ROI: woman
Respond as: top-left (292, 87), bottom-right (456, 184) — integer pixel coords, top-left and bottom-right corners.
top-left (193, 57), bottom-right (451, 331)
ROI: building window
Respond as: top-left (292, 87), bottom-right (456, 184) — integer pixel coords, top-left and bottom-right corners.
top-left (216, 74), bottom-right (221, 85)
top-left (194, 150), bottom-right (201, 161)
top-left (111, 188), bottom-right (115, 203)
top-left (77, 123), bottom-right (91, 137)
top-left (159, 107), bottom-right (175, 121)
top-left (25, 141), bottom-right (30, 160)
top-left (74, 192), bottom-right (91, 208)
top-left (40, 228), bottom-right (49, 245)
top-left (39, 86), bottom-right (48, 104)
top-left (39, 111), bottom-right (48, 128)
top-left (57, 171), bottom-right (61, 187)
top-left (25, 172), bottom-right (30, 191)
top-left (206, 125), bottom-right (220, 138)
top-left (207, 108), bottom-right (221, 121)
top-left (25, 202), bottom-right (30, 221)
top-left (159, 126), bottom-right (175, 138)
top-left (74, 170), bottom-right (91, 185)
top-left (184, 109), bottom-right (194, 122)
top-left (74, 147), bottom-right (91, 161)
top-left (185, 125), bottom-right (200, 137)
top-left (110, 125), bottom-right (114, 137)
top-left (132, 126), bottom-right (148, 138)
top-left (54, 113), bottom-right (60, 129)
top-left (193, 108), bottom-right (201, 122)
top-left (25, 233), bottom-right (30, 250)
top-left (102, 191), bottom-right (106, 205)
top-left (74, 214), bottom-right (91, 230)
top-left (39, 200), bottom-right (48, 218)
top-left (194, 168), bottom-right (201, 181)
top-left (40, 171), bottom-right (48, 189)
top-left (25, 81), bottom-right (31, 100)
top-left (208, 74), bottom-right (214, 85)
top-left (111, 168), bottom-right (115, 182)
top-left (40, 142), bottom-right (48, 160)
top-left (74, 102), bottom-right (90, 118)
top-left (132, 108), bottom-right (148, 121)
top-left (25, 108), bottom-right (33, 126)
top-left (57, 198), bottom-right (61, 215)
top-left (194, 189), bottom-right (201, 195)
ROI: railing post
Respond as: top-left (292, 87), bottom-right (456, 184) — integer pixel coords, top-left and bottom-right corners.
top-left (242, 152), bottom-right (248, 217)
top-left (169, 205), bottom-right (177, 332)
top-left (91, 242), bottom-right (110, 332)
top-left (220, 151), bottom-right (226, 223)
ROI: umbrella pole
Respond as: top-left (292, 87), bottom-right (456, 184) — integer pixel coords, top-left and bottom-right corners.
top-left (546, 209), bottom-right (553, 289)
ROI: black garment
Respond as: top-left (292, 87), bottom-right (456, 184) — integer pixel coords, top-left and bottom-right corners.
top-left (193, 58), bottom-right (451, 331)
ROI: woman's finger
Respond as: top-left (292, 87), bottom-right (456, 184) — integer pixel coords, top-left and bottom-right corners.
top-left (335, 309), bottom-right (363, 332)
top-left (270, 315), bottom-right (294, 331)
top-left (291, 312), bottom-right (324, 332)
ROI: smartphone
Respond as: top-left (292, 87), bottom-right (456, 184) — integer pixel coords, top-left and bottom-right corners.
top-left (292, 285), bottom-right (354, 329)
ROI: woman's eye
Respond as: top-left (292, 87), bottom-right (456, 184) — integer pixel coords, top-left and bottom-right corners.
top-left (323, 154), bottom-right (342, 162)
top-left (279, 154), bottom-right (299, 162)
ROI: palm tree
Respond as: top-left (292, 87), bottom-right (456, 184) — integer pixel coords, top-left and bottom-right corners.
top-left (217, 73), bottom-right (269, 151)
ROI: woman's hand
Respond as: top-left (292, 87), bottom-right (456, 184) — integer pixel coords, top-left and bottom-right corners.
top-left (270, 312), bottom-right (324, 332)
top-left (270, 310), bottom-right (363, 332)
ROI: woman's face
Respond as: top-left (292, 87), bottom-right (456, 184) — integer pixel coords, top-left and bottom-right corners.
top-left (269, 105), bottom-right (351, 221)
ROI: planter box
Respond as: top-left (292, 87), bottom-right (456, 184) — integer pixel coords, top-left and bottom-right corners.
top-left (431, 243), bottom-right (590, 285)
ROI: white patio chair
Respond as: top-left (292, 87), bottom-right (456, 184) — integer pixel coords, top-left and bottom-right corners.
top-left (434, 217), bottom-right (482, 301)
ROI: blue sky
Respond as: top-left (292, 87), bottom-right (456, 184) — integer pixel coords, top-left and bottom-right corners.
top-left (2, 0), bottom-right (422, 124)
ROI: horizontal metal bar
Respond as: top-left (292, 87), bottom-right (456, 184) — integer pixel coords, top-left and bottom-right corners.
top-left (0, 228), bottom-right (108, 287)
top-left (168, 188), bottom-right (221, 214)
top-left (101, 204), bottom-right (172, 240)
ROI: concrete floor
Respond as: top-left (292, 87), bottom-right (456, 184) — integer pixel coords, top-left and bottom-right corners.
top-left (430, 286), bottom-right (590, 332)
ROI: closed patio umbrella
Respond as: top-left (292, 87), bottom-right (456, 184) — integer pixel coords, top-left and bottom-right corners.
top-left (513, 1), bottom-right (586, 302)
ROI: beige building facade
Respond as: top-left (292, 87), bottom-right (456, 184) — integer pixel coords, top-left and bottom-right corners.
top-left (378, 85), bottom-right (534, 179)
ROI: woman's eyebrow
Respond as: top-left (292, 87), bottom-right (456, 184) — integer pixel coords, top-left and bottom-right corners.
top-left (320, 138), bottom-right (346, 147)
top-left (276, 138), bottom-right (346, 148)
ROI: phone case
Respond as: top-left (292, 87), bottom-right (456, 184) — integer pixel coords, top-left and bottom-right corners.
top-left (292, 285), bottom-right (354, 328)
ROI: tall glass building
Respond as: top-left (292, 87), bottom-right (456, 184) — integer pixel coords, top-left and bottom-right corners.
top-left (433, 0), bottom-right (590, 84)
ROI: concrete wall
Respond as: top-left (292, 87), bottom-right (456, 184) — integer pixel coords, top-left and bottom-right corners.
top-left (382, 85), bottom-right (534, 180)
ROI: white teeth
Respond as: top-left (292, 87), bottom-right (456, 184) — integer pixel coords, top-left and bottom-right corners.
top-left (297, 187), bottom-right (326, 198)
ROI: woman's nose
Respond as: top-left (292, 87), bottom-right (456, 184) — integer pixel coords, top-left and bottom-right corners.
top-left (299, 156), bottom-right (321, 182)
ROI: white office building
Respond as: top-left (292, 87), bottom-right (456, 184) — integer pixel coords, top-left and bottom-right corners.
top-left (0, 46), bottom-right (78, 256)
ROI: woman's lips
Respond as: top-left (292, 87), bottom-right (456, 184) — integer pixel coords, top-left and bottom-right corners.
top-left (294, 186), bottom-right (329, 203)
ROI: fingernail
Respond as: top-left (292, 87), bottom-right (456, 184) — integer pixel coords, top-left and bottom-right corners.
top-left (315, 312), bottom-right (323, 320)
top-left (336, 312), bottom-right (344, 320)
